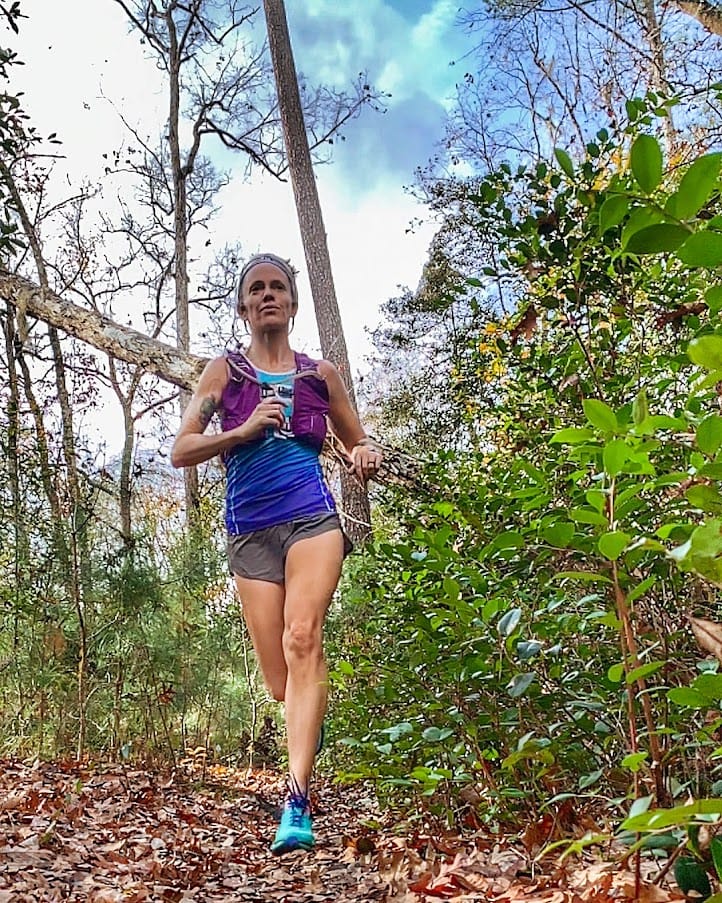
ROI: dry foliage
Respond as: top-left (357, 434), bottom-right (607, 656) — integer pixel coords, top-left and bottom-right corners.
top-left (0, 759), bottom-right (688, 901)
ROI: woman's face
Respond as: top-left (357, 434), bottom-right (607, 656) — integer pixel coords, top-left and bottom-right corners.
top-left (239, 262), bottom-right (297, 333)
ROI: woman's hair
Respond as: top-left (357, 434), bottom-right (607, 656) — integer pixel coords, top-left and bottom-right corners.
top-left (237, 253), bottom-right (298, 305)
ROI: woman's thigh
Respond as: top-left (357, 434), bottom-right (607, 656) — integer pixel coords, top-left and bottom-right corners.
top-left (283, 529), bottom-right (345, 625)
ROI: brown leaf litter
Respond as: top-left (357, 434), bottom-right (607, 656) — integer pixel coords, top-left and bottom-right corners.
top-left (0, 759), bottom-right (691, 902)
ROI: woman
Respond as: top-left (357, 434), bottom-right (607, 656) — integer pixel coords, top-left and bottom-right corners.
top-left (171, 252), bottom-right (382, 854)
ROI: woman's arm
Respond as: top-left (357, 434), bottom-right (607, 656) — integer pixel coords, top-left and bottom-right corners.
top-left (171, 357), bottom-right (287, 468)
top-left (319, 359), bottom-right (383, 481)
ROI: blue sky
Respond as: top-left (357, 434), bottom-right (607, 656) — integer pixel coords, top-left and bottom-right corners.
top-left (285, 0), bottom-right (466, 188)
top-left (12, 0), bottom-right (472, 448)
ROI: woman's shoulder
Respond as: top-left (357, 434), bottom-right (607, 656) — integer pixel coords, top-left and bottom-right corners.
top-left (196, 355), bottom-right (233, 392)
top-left (313, 358), bottom-right (339, 379)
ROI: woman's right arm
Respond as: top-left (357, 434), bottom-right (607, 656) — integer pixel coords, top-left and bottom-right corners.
top-left (170, 357), bottom-right (286, 468)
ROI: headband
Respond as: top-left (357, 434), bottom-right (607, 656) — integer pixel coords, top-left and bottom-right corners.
top-left (237, 253), bottom-right (298, 304)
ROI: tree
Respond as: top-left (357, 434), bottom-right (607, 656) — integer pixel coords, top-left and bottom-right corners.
top-left (262, 0), bottom-right (372, 542)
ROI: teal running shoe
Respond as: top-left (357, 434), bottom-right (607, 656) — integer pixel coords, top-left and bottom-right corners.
top-left (270, 782), bottom-right (314, 854)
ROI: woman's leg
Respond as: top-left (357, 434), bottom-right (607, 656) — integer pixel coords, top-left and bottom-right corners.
top-left (283, 528), bottom-right (344, 793)
top-left (233, 576), bottom-right (287, 702)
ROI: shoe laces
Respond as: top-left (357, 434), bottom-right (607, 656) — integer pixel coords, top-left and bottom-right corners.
top-left (285, 775), bottom-right (310, 826)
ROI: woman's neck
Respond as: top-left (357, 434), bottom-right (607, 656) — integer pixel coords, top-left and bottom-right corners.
top-left (245, 336), bottom-right (295, 373)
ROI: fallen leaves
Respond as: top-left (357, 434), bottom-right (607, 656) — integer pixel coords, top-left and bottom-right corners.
top-left (0, 758), bottom-right (693, 902)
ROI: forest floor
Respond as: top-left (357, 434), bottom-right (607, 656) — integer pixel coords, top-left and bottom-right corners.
top-left (0, 758), bottom-right (689, 902)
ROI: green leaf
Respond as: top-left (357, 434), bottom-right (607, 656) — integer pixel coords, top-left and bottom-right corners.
top-left (622, 206), bottom-right (664, 249)
top-left (517, 640), bottom-right (543, 660)
top-left (688, 334), bottom-right (722, 370)
top-left (634, 414), bottom-right (686, 435)
top-left (694, 673), bottom-right (722, 700)
top-left (554, 571), bottom-right (612, 584)
top-left (686, 484), bottom-right (722, 513)
top-left (603, 439), bottom-right (631, 476)
top-left (598, 531), bottom-right (630, 561)
top-left (498, 608), bottom-right (522, 637)
top-left (422, 726), bottom-right (454, 742)
top-left (583, 398), bottom-right (618, 432)
top-left (707, 285), bottom-right (722, 316)
top-left (622, 798), bottom-right (722, 832)
top-left (711, 836), bottom-right (722, 880)
top-left (493, 531), bottom-right (525, 551)
top-left (698, 415), bottom-right (722, 455)
top-left (542, 522), bottom-right (575, 548)
top-left (621, 752), bottom-right (648, 773)
top-left (607, 663), bottom-right (624, 683)
top-left (632, 389), bottom-right (649, 426)
top-left (628, 575), bottom-right (656, 604)
top-left (550, 427), bottom-right (596, 445)
top-left (626, 661), bottom-right (664, 684)
top-left (678, 231), bottom-right (722, 268)
top-left (625, 223), bottom-right (690, 254)
top-left (668, 687), bottom-right (712, 708)
top-left (599, 195), bottom-right (629, 234)
top-left (667, 153), bottom-right (722, 220)
top-left (630, 134), bottom-right (663, 193)
top-left (569, 508), bottom-right (609, 526)
top-left (507, 672), bottom-right (536, 698)
top-left (674, 856), bottom-right (712, 899)
top-left (671, 519), bottom-right (722, 584)
top-left (579, 770), bottom-right (602, 789)
top-left (554, 147), bottom-right (575, 178)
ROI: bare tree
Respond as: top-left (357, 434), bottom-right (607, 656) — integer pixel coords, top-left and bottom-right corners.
top-left (449, 0), bottom-right (722, 169)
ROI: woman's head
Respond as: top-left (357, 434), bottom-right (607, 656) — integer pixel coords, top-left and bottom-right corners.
top-left (237, 253), bottom-right (298, 308)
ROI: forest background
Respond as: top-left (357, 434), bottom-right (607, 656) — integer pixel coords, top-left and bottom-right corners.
top-left (5, 0), bottom-right (722, 875)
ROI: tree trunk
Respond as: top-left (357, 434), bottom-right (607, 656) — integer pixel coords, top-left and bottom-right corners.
top-left (166, 7), bottom-right (200, 519)
top-left (638, 0), bottom-right (678, 156)
top-left (0, 270), bottom-right (206, 387)
top-left (262, 0), bottom-right (372, 543)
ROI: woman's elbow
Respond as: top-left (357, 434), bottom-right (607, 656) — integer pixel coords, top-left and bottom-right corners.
top-left (170, 440), bottom-right (187, 469)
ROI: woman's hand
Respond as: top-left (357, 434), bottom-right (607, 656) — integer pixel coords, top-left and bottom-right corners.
top-left (238, 396), bottom-right (286, 442)
top-left (349, 439), bottom-right (383, 481)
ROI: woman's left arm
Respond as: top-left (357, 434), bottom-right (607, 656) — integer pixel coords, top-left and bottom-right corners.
top-left (320, 360), bottom-right (383, 481)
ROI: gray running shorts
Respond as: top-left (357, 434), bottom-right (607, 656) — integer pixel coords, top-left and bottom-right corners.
top-left (227, 512), bottom-right (352, 584)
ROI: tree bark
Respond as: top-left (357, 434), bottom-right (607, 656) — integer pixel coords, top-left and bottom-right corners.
top-left (671, 0), bottom-right (722, 35)
top-left (262, 0), bottom-right (372, 543)
top-left (638, 0), bottom-right (678, 156)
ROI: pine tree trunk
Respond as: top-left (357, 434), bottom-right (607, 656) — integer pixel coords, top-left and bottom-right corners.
top-left (262, 0), bottom-right (372, 543)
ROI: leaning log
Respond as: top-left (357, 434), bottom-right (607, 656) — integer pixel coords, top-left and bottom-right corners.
top-left (0, 269), bottom-right (423, 491)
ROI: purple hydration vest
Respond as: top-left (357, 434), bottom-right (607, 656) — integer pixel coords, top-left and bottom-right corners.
top-left (220, 350), bottom-right (330, 453)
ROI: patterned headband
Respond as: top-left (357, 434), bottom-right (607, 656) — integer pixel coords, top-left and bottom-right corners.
top-left (237, 253), bottom-right (298, 303)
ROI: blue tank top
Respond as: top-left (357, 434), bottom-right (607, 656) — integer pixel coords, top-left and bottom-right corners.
top-left (225, 368), bottom-right (336, 534)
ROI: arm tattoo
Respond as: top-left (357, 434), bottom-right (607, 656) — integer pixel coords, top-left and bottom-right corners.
top-left (198, 396), bottom-right (217, 430)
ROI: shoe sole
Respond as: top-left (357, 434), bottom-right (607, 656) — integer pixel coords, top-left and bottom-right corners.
top-left (270, 838), bottom-right (315, 855)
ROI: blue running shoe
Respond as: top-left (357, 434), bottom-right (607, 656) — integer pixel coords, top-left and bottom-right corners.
top-left (270, 781), bottom-right (314, 854)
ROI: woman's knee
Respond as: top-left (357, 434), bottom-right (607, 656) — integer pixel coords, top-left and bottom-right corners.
top-left (282, 618), bottom-right (323, 661)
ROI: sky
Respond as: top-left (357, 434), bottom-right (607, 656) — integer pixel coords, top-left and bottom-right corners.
top-left (11, 0), bottom-right (472, 450)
